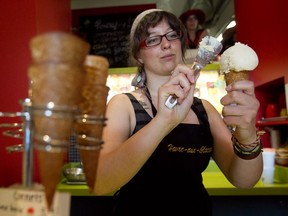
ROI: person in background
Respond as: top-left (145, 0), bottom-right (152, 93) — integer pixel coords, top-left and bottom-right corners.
top-left (94, 9), bottom-right (263, 215)
top-left (220, 26), bottom-right (237, 54)
top-left (179, 8), bottom-right (209, 49)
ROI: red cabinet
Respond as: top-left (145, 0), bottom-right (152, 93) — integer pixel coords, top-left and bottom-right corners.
top-left (255, 77), bottom-right (288, 148)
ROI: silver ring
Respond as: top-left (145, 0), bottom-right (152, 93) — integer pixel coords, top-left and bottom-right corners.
top-left (0, 123), bottom-right (22, 128)
top-left (2, 129), bottom-right (23, 139)
top-left (34, 134), bottom-right (70, 146)
top-left (76, 144), bottom-right (102, 151)
top-left (77, 134), bottom-right (104, 144)
top-left (0, 112), bottom-right (26, 117)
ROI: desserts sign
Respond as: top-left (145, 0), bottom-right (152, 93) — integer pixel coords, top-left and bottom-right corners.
top-left (0, 188), bottom-right (70, 216)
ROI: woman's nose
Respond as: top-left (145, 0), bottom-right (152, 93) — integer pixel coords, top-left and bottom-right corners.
top-left (161, 36), bottom-right (171, 49)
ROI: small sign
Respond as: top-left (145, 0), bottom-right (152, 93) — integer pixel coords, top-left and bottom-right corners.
top-left (0, 188), bottom-right (70, 216)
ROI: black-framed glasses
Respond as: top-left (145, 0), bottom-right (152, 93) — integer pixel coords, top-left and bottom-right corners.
top-left (140, 30), bottom-right (182, 48)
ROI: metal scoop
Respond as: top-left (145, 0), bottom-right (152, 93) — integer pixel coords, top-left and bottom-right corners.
top-left (165, 36), bottom-right (223, 109)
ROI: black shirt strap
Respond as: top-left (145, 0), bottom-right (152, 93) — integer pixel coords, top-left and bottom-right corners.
top-left (145, 88), bottom-right (157, 117)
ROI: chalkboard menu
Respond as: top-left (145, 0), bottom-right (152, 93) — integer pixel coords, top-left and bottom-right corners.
top-left (78, 13), bottom-right (139, 68)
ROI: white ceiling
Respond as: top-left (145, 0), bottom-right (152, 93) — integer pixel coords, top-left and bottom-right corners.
top-left (71, 0), bottom-right (234, 37)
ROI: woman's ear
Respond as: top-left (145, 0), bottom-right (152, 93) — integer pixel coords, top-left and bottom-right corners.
top-left (137, 54), bottom-right (143, 64)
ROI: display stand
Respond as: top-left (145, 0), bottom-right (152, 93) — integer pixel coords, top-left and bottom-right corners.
top-left (0, 98), bottom-right (79, 215)
top-left (0, 98), bottom-right (34, 188)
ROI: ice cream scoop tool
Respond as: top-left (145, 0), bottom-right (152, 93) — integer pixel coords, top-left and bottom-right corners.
top-left (165, 36), bottom-right (223, 109)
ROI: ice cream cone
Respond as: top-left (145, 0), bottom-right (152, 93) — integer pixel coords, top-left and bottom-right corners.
top-left (80, 84), bottom-right (109, 117)
top-left (75, 89), bottom-right (108, 191)
top-left (30, 31), bottom-right (90, 65)
top-left (75, 119), bottom-right (106, 140)
top-left (75, 119), bottom-right (103, 191)
top-left (78, 149), bottom-right (100, 191)
top-left (28, 31), bottom-right (89, 210)
top-left (220, 42), bottom-right (258, 86)
top-left (37, 150), bottom-right (67, 210)
top-left (84, 55), bottom-right (109, 84)
top-left (28, 63), bottom-right (85, 106)
top-left (75, 114), bottom-right (106, 191)
top-left (224, 70), bottom-right (249, 86)
top-left (80, 55), bottom-right (109, 116)
top-left (74, 55), bottom-right (109, 191)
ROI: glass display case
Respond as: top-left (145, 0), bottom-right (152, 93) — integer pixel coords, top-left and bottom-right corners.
top-left (106, 63), bottom-right (226, 113)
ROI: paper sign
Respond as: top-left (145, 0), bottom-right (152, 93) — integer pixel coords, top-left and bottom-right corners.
top-left (0, 188), bottom-right (70, 216)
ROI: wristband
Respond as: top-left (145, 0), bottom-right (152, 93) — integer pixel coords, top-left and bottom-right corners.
top-left (232, 131), bottom-right (264, 160)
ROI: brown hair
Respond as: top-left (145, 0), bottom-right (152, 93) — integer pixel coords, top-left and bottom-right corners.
top-left (129, 10), bottom-right (188, 66)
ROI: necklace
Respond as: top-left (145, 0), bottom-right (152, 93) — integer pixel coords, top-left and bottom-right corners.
top-left (144, 88), bottom-right (157, 117)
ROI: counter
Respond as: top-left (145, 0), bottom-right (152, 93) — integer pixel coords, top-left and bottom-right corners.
top-left (57, 161), bottom-right (288, 216)
top-left (57, 161), bottom-right (288, 196)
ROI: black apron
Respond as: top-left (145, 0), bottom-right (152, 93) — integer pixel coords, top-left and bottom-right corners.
top-left (112, 93), bottom-right (213, 216)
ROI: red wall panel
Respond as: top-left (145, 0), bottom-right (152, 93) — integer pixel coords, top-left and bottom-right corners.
top-left (0, 0), bottom-right (70, 187)
top-left (234, 0), bottom-right (288, 86)
top-left (0, 0), bottom-right (153, 188)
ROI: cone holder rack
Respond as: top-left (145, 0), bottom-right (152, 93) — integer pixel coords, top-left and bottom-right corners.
top-left (0, 98), bottom-right (106, 188)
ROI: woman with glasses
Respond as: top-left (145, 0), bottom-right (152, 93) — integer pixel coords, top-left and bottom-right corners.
top-left (94, 9), bottom-right (263, 215)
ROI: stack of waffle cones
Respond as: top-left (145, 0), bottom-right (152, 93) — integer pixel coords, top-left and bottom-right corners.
top-left (28, 31), bottom-right (90, 210)
top-left (75, 55), bottom-right (109, 191)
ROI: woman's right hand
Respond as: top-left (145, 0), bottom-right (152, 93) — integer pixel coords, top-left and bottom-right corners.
top-left (157, 64), bottom-right (198, 123)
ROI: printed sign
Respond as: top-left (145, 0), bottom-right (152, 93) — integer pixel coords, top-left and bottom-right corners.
top-left (0, 188), bottom-right (70, 216)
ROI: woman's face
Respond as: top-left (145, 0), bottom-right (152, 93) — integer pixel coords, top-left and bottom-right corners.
top-left (185, 15), bottom-right (199, 30)
top-left (138, 20), bottom-right (183, 76)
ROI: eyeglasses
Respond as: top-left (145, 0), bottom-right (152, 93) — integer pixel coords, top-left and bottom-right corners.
top-left (140, 30), bottom-right (182, 48)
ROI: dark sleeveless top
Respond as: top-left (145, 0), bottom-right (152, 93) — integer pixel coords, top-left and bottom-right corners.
top-left (112, 93), bottom-right (214, 216)
top-left (187, 29), bottom-right (206, 49)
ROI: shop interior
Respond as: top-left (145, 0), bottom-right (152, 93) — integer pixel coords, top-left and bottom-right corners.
top-left (0, 0), bottom-right (288, 215)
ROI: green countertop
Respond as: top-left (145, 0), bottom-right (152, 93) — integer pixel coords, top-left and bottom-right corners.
top-left (202, 171), bottom-right (288, 196)
top-left (57, 161), bottom-right (288, 196)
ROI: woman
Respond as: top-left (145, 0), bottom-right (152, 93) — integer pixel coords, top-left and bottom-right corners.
top-left (179, 9), bottom-right (209, 49)
top-left (94, 9), bottom-right (263, 215)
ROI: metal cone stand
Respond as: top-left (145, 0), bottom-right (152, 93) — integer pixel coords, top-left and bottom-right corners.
top-left (0, 98), bottom-right (34, 188)
top-left (0, 98), bottom-right (106, 188)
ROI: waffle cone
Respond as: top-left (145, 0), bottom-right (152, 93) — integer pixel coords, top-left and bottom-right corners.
top-left (74, 55), bottom-right (109, 191)
top-left (75, 121), bottom-right (105, 140)
top-left (28, 32), bottom-right (89, 210)
top-left (79, 55), bottom-right (110, 116)
top-left (75, 115), bottom-right (105, 192)
top-left (28, 63), bottom-right (84, 106)
top-left (78, 148), bottom-right (101, 191)
top-left (34, 117), bottom-right (74, 141)
top-left (224, 70), bottom-right (249, 85)
top-left (84, 55), bottom-right (109, 84)
top-left (38, 150), bottom-right (67, 210)
top-left (79, 85), bottom-right (109, 116)
top-left (30, 31), bottom-right (90, 65)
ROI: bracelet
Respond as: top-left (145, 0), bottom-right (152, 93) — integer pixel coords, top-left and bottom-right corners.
top-left (232, 131), bottom-right (264, 160)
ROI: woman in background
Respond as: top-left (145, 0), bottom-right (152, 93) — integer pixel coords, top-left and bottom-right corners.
top-left (94, 9), bottom-right (263, 215)
top-left (179, 8), bottom-right (209, 49)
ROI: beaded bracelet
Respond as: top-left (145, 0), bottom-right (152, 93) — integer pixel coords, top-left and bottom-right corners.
top-left (232, 131), bottom-right (264, 160)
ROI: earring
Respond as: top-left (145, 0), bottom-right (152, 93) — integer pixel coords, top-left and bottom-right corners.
top-left (136, 74), bottom-right (142, 83)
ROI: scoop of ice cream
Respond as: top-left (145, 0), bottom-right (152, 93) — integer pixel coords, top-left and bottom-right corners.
top-left (220, 42), bottom-right (258, 74)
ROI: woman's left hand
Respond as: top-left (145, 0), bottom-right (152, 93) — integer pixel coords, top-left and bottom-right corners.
top-left (220, 80), bottom-right (260, 143)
